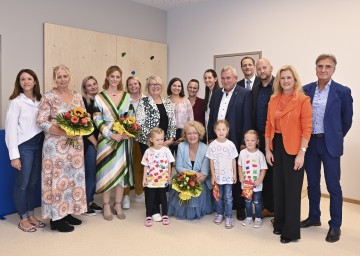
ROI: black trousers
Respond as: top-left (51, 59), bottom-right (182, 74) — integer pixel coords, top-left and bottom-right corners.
top-left (273, 134), bottom-right (304, 240)
top-left (258, 133), bottom-right (274, 212)
top-left (144, 187), bottom-right (168, 217)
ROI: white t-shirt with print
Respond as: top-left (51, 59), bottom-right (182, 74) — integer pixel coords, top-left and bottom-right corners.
top-left (141, 146), bottom-right (175, 188)
top-left (238, 148), bottom-right (268, 192)
top-left (206, 139), bottom-right (238, 184)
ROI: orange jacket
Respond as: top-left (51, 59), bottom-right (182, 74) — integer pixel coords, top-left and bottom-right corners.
top-left (265, 92), bottom-right (312, 155)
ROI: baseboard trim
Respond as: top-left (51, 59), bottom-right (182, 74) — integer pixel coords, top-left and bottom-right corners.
top-left (321, 193), bottom-right (360, 205)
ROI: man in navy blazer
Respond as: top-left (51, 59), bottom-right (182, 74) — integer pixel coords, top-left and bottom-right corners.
top-left (208, 66), bottom-right (252, 221)
top-left (236, 56), bottom-right (262, 90)
top-left (301, 54), bottom-right (353, 243)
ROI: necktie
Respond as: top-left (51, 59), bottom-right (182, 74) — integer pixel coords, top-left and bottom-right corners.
top-left (246, 80), bottom-right (251, 90)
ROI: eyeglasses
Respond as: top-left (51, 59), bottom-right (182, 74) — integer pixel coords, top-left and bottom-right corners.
top-left (186, 132), bottom-right (198, 136)
top-left (149, 83), bottom-right (161, 88)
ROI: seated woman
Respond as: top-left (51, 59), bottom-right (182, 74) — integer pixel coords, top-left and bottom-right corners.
top-left (168, 121), bottom-right (214, 220)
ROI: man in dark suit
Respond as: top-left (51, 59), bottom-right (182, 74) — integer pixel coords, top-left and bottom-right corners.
top-left (301, 54), bottom-right (353, 243)
top-left (253, 58), bottom-right (275, 219)
top-left (208, 66), bottom-right (252, 221)
top-left (237, 56), bottom-right (261, 90)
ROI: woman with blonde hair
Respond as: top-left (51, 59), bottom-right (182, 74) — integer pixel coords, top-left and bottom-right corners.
top-left (37, 65), bottom-right (87, 232)
top-left (265, 65), bottom-right (312, 243)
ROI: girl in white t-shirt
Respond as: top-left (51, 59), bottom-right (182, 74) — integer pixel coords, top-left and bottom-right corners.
top-left (206, 120), bottom-right (238, 229)
top-left (141, 128), bottom-right (175, 227)
top-left (238, 130), bottom-right (267, 228)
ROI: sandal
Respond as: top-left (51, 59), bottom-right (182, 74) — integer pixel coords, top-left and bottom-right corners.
top-left (18, 222), bottom-right (37, 233)
top-left (145, 217), bottom-right (153, 227)
top-left (113, 203), bottom-right (126, 219)
top-left (162, 215), bottom-right (170, 225)
top-left (30, 221), bottom-right (46, 228)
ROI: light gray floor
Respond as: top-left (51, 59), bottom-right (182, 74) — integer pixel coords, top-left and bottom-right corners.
top-left (1, 196), bottom-right (359, 256)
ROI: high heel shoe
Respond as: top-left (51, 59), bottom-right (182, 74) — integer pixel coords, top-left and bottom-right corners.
top-left (50, 219), bottom-right (74, 232)
top-left (113, 202), bottom-right (126, 219)
top-left (103, 203), bottom-right (113, 221)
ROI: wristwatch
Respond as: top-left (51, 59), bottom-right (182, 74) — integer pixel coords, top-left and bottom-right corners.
top-left (300, 147), bottom-right (307, 152)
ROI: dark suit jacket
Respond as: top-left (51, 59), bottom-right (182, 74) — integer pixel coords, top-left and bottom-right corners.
top-left (303, 81), bottom-right (353, 157)
top-left (237, 76), bottom-right (261, 90)
top-left (207, 85), bottom-right (252, 152)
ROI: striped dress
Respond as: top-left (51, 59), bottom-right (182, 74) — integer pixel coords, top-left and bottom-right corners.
top-left (93, 91), bottom-right (134, 193)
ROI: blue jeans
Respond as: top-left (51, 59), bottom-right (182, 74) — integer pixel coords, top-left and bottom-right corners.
top-left (245, 191), bottom-right (262, 219)
top-left (215, 184), bottom-right (233, 218)
top-left (13, 132), bottom-right (43, 219)
top-left (84, 144), bottom-right (97, 204)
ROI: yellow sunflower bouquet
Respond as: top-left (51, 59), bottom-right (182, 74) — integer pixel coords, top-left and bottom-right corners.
top-left (171, 171), bottom-right (202, 205)
top-left (56, 107), bottom-right (94, 147)
top-left (108, 113), bottom-right (140, 149)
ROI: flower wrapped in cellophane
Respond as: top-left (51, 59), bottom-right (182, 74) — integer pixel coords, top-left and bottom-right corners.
top-left (55, 107), bottom-right (94, 147)
top-left (108, 113), bottom-right (140, 150)
top-left (171, 171), bottom-right (202, 205)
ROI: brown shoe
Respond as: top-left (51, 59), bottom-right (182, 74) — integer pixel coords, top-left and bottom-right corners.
top-left (262, 208), bottom-right (275, 218)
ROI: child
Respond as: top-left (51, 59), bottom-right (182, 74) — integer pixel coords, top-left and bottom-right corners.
top-left (238, 130), bottom-right (267, 228)
top-left (141, 127), bottom-right (175, 227)
top-left (206, 120), bottom-right (238, 229)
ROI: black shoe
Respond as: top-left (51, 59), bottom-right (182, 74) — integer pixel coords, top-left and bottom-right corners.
top-left (82, 208), bottom-right (96, 216)
top-left (50, 219), bottom-right (74, 232)
top-left (89, 202), bottom-right (103, 213)
top-left (236, 209), bottom-right (246, 221)
top-left (280, 236), bottom-right (296, 244)
top-left (326, 227), bottom-right (341, 243)
top-left (273, 229), bottom-right (281, 235)
top-left (300, 217), bottom-right (321, 228)
top-left (64, 214), bottom-right (82, 225)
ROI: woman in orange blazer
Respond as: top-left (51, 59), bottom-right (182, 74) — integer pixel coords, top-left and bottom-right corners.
top-left (265, 65), bottom-right (312, 244)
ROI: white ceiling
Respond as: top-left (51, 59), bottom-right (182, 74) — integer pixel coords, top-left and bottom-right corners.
top-left (130, 0), bottom-right (210, 10)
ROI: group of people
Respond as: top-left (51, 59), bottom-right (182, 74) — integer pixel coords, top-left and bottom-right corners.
top-left (5, 53), bottom-right (353, 245)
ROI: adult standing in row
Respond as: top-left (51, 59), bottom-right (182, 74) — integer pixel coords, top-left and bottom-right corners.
top-left (167, 77), bottom-right (194, 156)
top-left (93, 66), bottom-right (133, 221)
top-left (203, 69), bottom-right (220, 134)
top-left (187, 79), bottom-right (206, 128)
top-left (37, 65), bottom-right (86, 232)
top-left (237, 56), bottom-right (261, 91)
top-left (301, 54), bottom-right (353, 243)
top-left (81, 76), bottom-right (103, 216)
top-left (208, 66), bottom-right (252, 221)
top-left (122, 76), bottom-right (146, 209)
top-left (5, 69), bottom-right (44, 232)
top-left (265, 65), bottom-right (312, 243)
top-left (253, 58), bottom-right (275, 219)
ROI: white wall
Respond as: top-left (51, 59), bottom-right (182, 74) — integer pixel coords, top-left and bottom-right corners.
top-left (0, 0), bottom-right (166, 127)
top-left (167, 0), bottom-right (359, 200)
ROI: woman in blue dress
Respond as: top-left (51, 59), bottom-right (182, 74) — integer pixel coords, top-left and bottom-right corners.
top-left (168, 121), bottom-right (214, 219)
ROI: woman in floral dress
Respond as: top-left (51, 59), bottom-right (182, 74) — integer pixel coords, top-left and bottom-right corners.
top-left (37, 65), bottom-right (87, 232)
top-left (93, 65), bottom-right (134, 221)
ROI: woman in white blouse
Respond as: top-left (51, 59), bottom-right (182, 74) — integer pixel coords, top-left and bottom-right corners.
top-left (167, 77), bottom-right (194, 156)
top-left (5, 69), bottom-right (44, 232)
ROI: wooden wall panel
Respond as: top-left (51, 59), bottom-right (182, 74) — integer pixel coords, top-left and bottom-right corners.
top-left (44, 23), bottom-right (167, 94)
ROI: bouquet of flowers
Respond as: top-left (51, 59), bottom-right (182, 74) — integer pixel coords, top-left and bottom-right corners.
top-left (108, 113), bottom-right (140, 149)
top-left (171, 171), bottom-right (202, 205)
top-left (112, 113), bottom-right (140, 138)
top-left (56, 107), bottom-right (94, 147)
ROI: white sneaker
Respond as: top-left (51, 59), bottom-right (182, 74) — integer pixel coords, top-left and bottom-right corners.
top-left (242, 217), bottom-right (253, 227)
top-left (254, 218), bottom-right (262, 228)
top-left (152, 213), bottom-right (162, 222)
top-left (134, 193), bottom-right (145, 203)
top-left (122, 195), bottom-right (130, 209)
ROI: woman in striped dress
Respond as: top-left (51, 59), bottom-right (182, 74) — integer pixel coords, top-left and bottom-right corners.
top-left (93, 66), bottom-right (134, 221)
